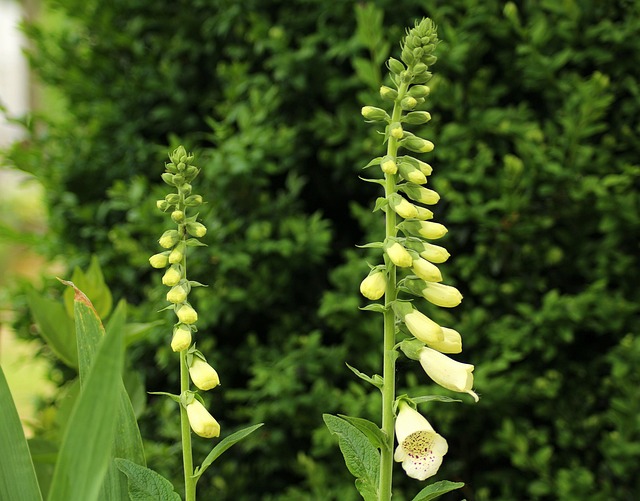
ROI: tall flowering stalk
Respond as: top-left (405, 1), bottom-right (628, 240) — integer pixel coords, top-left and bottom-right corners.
top-left (149, 146), bottom-right (220, 501)
top-left (326, 18), bottom-right (475, 501)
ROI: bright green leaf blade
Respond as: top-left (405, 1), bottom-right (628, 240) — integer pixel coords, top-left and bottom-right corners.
top-left (114, 459), bottom-right (181, 501)
top-left (194, 423), bottom-right (264, 480)
top-left (0, 366), bottom-right (43, 501)
top-left (338, 414), bottom-right (389, 452)
top-left (355, 477), bottom-right (378, 501)
top-left (412, 480), bottom-right (465, 501)
top-left (75, 297), bottom-right (146, 497)
top-left (47, 288), bottom-right (124, 501)
top-left (323, 414), bottom-right (380, 486)
top-left (26, 288), bottom-right (77, 368)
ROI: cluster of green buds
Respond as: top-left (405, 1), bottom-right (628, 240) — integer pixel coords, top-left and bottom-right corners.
top-left (359, 19), bottom-right (477, 482)
top-left (150, 146), bottom-right (221, 438)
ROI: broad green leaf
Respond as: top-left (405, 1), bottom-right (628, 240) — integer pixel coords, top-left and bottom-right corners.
top-left (47, 285), bottom-right (124, 501)
top-left (194, 423), bottom-right (264, 481)
top-left (63, 256), bottom-right (113, 320)
top-left (26, 288), bottom-right (77, 368)
top-left (75, 297), bottom-right (146, 498)
top-left (27, 438), bottom-right (57, 499)
top-left (323, 414), bottom-right (379, 487)
top-left (114, 459), bottom-right (180, 501)
top-left (346, 363), bottom-right (383, 390)
top-left (412, 480), bottom-right (465, 501)
top-left (338, 414), bottom-right (389, 452)
top-left (0, 366), bottom-right (43, 501)
top-left (355, 477), bottom-right (378, 501)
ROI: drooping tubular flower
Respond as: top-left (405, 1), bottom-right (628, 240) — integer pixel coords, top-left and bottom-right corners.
top-left (394, 401), bottom-right (448, 480)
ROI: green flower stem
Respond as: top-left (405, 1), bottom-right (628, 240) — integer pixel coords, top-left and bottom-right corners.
top-left (178, 184), bottom-right (196, 501)
top-left (379, 81), bottom-right (410, 501)
top-left (180, 349), bottom-right (196, 501)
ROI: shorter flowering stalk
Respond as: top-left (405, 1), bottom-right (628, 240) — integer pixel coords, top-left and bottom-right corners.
top-left (150, 146), bottom-right (222, 501)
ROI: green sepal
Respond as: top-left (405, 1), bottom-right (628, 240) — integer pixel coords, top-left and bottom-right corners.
top-left (373, 197), bottom-right (388, 212)
top-left (363, 157), bottom-right (382, 169)
top-left (356, 242), bottom-right (384, 249)
top-left (185, 238), bottom-right (207, 247)
top-left (399, 338), bottom-right (424, 360)
top-left (192, 423), bottom-right (264, 481)
top-left (148, 392), bottom-right (181, 404)
top-left (359, 304), bottom-right (386, 314)
top-left (188, 281), bottom-right (208, 288)
top-left (411, 480), bottom-right (465, 501)
top-left (337, 414), bottom-right (389, 452)
top-left (346, 363), bottom-right (384, 390)
top-left (358, 176), bottom-right (385, 186)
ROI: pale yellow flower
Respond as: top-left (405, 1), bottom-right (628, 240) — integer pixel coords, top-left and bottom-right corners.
top-left (177, 304), bottom-right (198, 324)
top-left (171, 324), bottom-right (192, 352)
top-left (360, 270), bottom-right (387, 300)
top-left (386, 242), bottom-right (413, 268)
top-left (186, 400), bottom-right (220, 438)
top-left (404, 309), bottom-right (443, 344)
top-left (394, 401), bottom-right (448, 480)
top-left (412, 258), bottom-right (442, 282)
top-left (425, 327), bottom-right (462, 354)
top-left (418, 347), bottom-right (478, 402)
top-left (189, 358), bottom-right (220, 391)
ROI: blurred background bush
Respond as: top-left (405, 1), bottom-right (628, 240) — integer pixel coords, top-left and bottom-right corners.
top-left (1, 0), bottom-right (639, 499)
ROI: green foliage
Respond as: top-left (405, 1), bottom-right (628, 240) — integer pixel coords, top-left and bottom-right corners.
top-left (4, 0), bottom-right (640, 500)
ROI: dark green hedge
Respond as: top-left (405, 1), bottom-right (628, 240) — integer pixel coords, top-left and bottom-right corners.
top-left (7, 0), bottom-right (640, 499)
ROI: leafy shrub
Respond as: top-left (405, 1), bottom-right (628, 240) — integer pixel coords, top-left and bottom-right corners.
top-left (4, 0), bottom-right (640, 499)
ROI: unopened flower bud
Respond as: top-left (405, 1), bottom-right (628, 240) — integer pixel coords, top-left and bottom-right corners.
top-left (171, 324), bottom-right (192, 352)
top-left (420, 243), bottom-right (450, 263)
top-left (380, 156), bottom-right (398, 175)
top-left (180, 183), bottom-right (192, 195)
top-left (169, 241), bottom-right (186, 264)
top-left (402, 136), bottom-right (434, 153)
top-left (414, 207), bottom-right (434, 220)
top-left (412, 62), bottom-right (428, 74)
top-left (177, 304), bottom-right (198, 324)
top-left (167, 284), bottom-right (189, 304)
top-left (186, 222), bottom-right (207, 238)
top-left (171, 210), bottom-right (185, 223)
top-left (409, 85), bottom-right (430, 98)
top-left (156, 200), bottom-right (170, 211)
top-left (389, 122), bottom-right (404, 139)
top-left (398, 162), bottom-right (427, 185)
top-left (161, 173), bottom-right (175, 186)
top-left (403, 111), bottom-right (432, 125)
top-left (412, 258), bottom-right (443, 282)
top-left (165, 193), bottom-right (180, 204)
top-left (162, 265), bottom-right (182, 286)
top-left (386, 242), bottom-right (413, 268)
top-left (380, 86), bottom-right (398, 101)
top-left (186, 400), bottom-right (220, 438)
top-left (389, 193), bottom-right (418, 219)
top-left (184, 195), bottom-right (203, 207)
top-left (173, 174), bottom-right (185, 185)
top-left (361, 106), bottom-right (389, 122)
top-left (387, 57), bottom-right (405, 74)
top-left (401, 96), bottom-right (418, 110)
top-left (189, 358), bottom-right (220, 391)
top-left (159, 230), bottom-right (180, 249)
top-left (149, 252), bottom-right (169, 269)
top-left (360, 270), bottom-right (387, 300)
top-left (170, 146), bottom-right (187, 164)
top-left (402, 184), bottom-right (439, 205)
top-left (405, 311), bottom-right (442, 344)
top-left (400, 221), bottom-right (448, 240)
